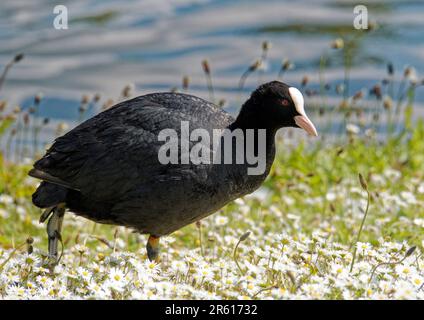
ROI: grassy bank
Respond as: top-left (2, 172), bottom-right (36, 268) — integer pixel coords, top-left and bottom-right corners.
top-left (1, 122), bottom-right (423, 299)
top-left (1, 31), bottom-right (424, 299)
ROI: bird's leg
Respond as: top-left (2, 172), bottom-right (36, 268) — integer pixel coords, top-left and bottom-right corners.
top-left (46, 204), bottom-right (66, 266)
top-left (146, 235), bottom-right (160, 262)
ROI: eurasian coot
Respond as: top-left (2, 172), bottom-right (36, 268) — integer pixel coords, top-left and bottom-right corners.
top-left (29, 81), bottom-right (317, 262)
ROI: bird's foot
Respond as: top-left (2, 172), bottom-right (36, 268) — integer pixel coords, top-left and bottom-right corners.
top-left (39, 206), bottom-right (54, 223)
top-left (146, 235), bottom-right (160, 262)
top-left (45, 204), bottom-right (65, 267)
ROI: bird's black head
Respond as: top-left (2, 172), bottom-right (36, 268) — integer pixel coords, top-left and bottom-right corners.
top-left (236, 81), bottom-right (317, 136)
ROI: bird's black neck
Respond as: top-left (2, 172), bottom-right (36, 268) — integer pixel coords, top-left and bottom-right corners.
top-left (228, 121), bottom-right (277, 158)
top-left (229, 98), bottom-right (279, 153)
top-left (225, 99), bottom-right (278, 180)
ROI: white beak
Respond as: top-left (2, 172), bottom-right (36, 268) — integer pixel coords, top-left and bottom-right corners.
top-left (294, 115), bottom-right (318, 137)
top-left (289, 87), bottom-right (318, 137)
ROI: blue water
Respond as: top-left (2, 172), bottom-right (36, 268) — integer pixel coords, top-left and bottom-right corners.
top-left (0, 0), bottom-right (423, 136)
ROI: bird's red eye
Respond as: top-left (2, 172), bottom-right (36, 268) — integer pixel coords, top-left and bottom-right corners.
top-left (282, 99), bottom-right (289, 106)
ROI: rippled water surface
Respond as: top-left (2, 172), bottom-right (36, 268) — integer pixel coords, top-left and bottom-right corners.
top-left (0, 0), bottom-right (423, 131)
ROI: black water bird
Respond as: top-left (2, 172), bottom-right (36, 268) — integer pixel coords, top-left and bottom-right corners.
top-left (29, 81), bottom-right (317, 262)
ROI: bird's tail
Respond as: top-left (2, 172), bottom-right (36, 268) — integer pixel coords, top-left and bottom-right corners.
top-left (32, 181), bottom-right (68, 208)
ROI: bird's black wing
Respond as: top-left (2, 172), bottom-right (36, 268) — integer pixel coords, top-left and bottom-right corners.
top-left (31, 93), bottom-right (234, 201)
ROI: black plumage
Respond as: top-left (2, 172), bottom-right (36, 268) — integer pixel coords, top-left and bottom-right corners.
top-left (29, 81), bottom-right (317, 261)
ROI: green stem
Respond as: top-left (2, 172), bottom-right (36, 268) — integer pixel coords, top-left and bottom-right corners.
top-left (198, 223), bottom-right (204, 257)
top-left (233, 239), bottom-right (245, 275)
top-left (0, 62), bottom-right (13, 93)
top-left (349, 189), bottom-right (371, 272)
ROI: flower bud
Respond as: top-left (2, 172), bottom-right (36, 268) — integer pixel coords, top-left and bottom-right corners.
top-left (331, 38), bottom-right (344, 49)
top-left (358, 173), bottom-right (368, 191)
top-left (201, 60), bottom-right (210, 74)
top-left (14, 53), bottom-right (24, 63)
top-left (240, 231), bottom-right (251, 242)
